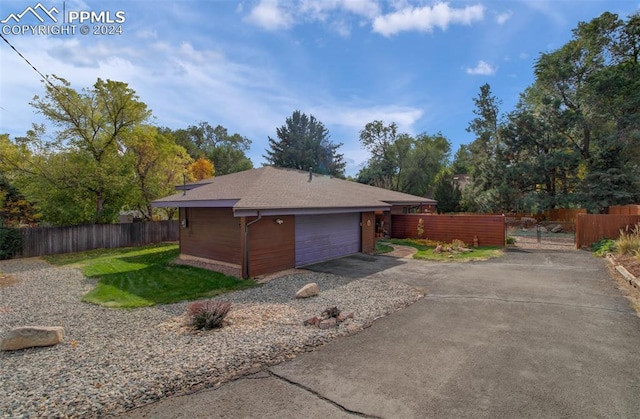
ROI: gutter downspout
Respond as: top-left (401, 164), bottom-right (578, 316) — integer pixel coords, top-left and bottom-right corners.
top-left (243, 211), bottom-right (262, 278)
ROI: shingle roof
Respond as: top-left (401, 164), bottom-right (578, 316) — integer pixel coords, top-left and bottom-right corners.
top-left (153, 166), bottom-right (435, 212)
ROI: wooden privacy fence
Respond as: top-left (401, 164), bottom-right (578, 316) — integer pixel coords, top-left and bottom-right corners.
top-left (575, 214), bottom-right (640, 249)
top-left (391, 214), bottom-right (505, 246)
top-left (18, 221), bottom-right (179, 258)
top-left (540, 208), bottom-right (586, 222)
top-left (608, 205), bottom-right (640, 215)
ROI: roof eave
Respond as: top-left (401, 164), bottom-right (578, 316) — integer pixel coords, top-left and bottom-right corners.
top-left (151, 199), bottom-right (240, 208)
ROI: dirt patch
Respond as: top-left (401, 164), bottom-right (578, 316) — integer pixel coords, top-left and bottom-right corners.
top-left (0, 274), bottom-right (18, 288)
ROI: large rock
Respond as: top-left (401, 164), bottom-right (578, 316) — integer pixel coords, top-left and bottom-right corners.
top-left (551, 224), bottom-right (563, 233)
top-left (295, 283), bottom-right (319, 299)
top-left (1, 326), bottom-right (64, 351)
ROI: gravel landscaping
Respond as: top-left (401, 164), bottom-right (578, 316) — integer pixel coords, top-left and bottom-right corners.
top-left (0, 257), bottom-right (423, 418)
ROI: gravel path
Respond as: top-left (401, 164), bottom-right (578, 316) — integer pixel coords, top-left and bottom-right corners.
top-left (0, 257), bottom-right (423, 418)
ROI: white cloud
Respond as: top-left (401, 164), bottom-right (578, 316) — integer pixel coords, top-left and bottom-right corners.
top-left (372, 2), bottom-right (484, 37)
top-left (496, 10), bottom-right (512, 25)
top-left (466, 60), bottom-right (497, 75)
top-left (244, 0), bottom-right (294, 30)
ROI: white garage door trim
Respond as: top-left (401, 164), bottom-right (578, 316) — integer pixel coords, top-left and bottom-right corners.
top-left (295, 213), bottom-right (360, 266)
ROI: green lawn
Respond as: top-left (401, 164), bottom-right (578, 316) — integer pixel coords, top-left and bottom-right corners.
top-left (44, 243), bottom-right (257, 308)
top-left (388, 239), bottom-right (504, 262)
top-left (375, 241), bottom-right (394, 254)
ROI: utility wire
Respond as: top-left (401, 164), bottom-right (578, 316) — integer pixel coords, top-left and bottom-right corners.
top-left (0, 32), bottom-right (81, 111)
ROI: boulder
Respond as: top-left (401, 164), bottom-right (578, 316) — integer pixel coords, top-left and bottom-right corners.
top-left (304, 316), bottom-right (321, 326)
top-left (1, 326), bottom-right (64, 351)
top-left (318, 318), bottom-right (337, 329)
top-left (337, 312), bottom-right (354, 322)
top-left (295, 283), bottom-right (319, 299)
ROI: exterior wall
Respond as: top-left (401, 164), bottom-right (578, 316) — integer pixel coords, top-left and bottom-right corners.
top-left (361, 212), bottom-right (375, 254)
top-left (391, 214), bottom-right (505, 247)
top-left (180, 207), bottom-right (241, 264)
top-left (247, 215), bottom-right (295, 277)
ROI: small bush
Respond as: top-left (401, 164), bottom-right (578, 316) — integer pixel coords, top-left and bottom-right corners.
top-left (616, 224), bottom-right (640, 255)
top-left (0, 226), bottom-right (23, 260)
top-left (506, 236), bottom-right (516, 245)
top-left (187, 300), bottom-right (232, 330)
top-left (592, 238), bottom-right (616, 257)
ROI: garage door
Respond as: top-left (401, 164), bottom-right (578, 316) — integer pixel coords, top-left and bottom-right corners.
top-left (295, 213), bottom-right (360, 266)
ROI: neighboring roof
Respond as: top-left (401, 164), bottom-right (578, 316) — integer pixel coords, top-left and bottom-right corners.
top-left (153, 166), bottom-right (436, 216)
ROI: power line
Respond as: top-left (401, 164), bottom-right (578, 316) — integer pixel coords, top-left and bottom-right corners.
top-left (0, 32), bottom-right (81, 111)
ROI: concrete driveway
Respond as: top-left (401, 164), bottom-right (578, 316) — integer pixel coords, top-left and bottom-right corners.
top-left (123, 249), bottom-right (640, 418)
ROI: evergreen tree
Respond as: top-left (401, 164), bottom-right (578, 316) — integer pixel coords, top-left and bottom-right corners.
top-left (264, 111), bottom-right (346, 177)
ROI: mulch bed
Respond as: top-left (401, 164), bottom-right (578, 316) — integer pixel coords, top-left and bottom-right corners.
top-left (613, 253), bottom-right (640, 279)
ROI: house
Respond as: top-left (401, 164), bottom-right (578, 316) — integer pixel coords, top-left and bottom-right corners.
top-left (152, 166), bottom-right (436, 278)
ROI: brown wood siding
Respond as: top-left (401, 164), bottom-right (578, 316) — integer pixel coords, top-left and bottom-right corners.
top-left (576, 214), bottom-right (640, 248)
top-left (361, 212), bottom-right (375, 254)
top-left (391, 214), bottom-right (505, 247)
top-left (248, 215), bottom-right (295, 277)
top-left (180, 208), bottom-right (241, 264)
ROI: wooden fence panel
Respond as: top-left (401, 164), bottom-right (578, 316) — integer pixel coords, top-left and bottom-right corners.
top-left (575, 214), bottom-right (640, 248)
top-left (17, 221), bottom-right (179, 258)
top-left (391, 215), bottom-right (505, 246)
top-left (608, 205), bottom-right (640, 215)
top-left (541, 208), bottom-right (586, 222)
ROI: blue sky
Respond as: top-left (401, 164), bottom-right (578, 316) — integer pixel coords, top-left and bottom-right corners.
top-left (1, 0), bottom-right (639, 176)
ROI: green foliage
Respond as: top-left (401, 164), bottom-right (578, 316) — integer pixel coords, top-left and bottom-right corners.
top-left (44, 243), bottom-right (256, 308)
top-left (0, 225), bottom-right (23, 260)
top-left (433, 169), bottom-right (462, 213)
top-left (506, 236), bottom-right (517, 245)
top-left (461, 13), bottom-right (640, 214)
top-left (264, 111), bottom-right (345, 177)
top-left (168, 122), bottom-right (253, 176)
top-left (615, 225), bottom-right (640, 255)
top-left (357, 121), bottom-right (451, 195)
top-left (187, 300), bottom-right (232, 330)
top-left (592, 238), bottom-right (616, 256)
top-left (0, 172), bottom-right (41, 227)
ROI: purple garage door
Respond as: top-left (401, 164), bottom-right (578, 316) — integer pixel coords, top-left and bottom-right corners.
top-left (295, 213), bottom-right (361, 266)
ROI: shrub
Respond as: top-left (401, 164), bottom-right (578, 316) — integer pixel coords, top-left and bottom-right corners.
top-left (592, 238), bottom-right (616, 257)
top-left (0, 226), bottom-right (23, 260)
top-left (615, 224), bottom-right (640, 255)
top-left (187, 300), bottom-right (232, 330)
top-left (506, 236), bottom-right (516, 245)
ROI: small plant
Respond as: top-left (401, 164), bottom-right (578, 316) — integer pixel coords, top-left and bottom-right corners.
top-left (416, 218), bottom-right (425, 238)
top-left (506, 236), bottom-right (516, 245)
top-left (592, 238), bottom-right (616, 257)
top-left (187, 300), bottom-right (232, 330)
top-left (615, 224), bottom-right (640, 255)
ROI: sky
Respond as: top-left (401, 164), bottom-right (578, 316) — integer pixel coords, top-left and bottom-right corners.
top-left (1, 0), bottom-right (639, 176)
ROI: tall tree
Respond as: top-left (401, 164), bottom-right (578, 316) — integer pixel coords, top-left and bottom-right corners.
top-left (433, 169), bottom-right (462, 213)
top-left (170, 122), bottom-right (253, 175)
top-left (463, 84), bottom-right (513, 212)
top-left (123, 125), bottom-right (193, 220)
top-left (264, 111), bottom-right (346, 177)
top-left (19, 76), bottom-right (152, 223)
top-left (357, 121), bottom-right (451, 196)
